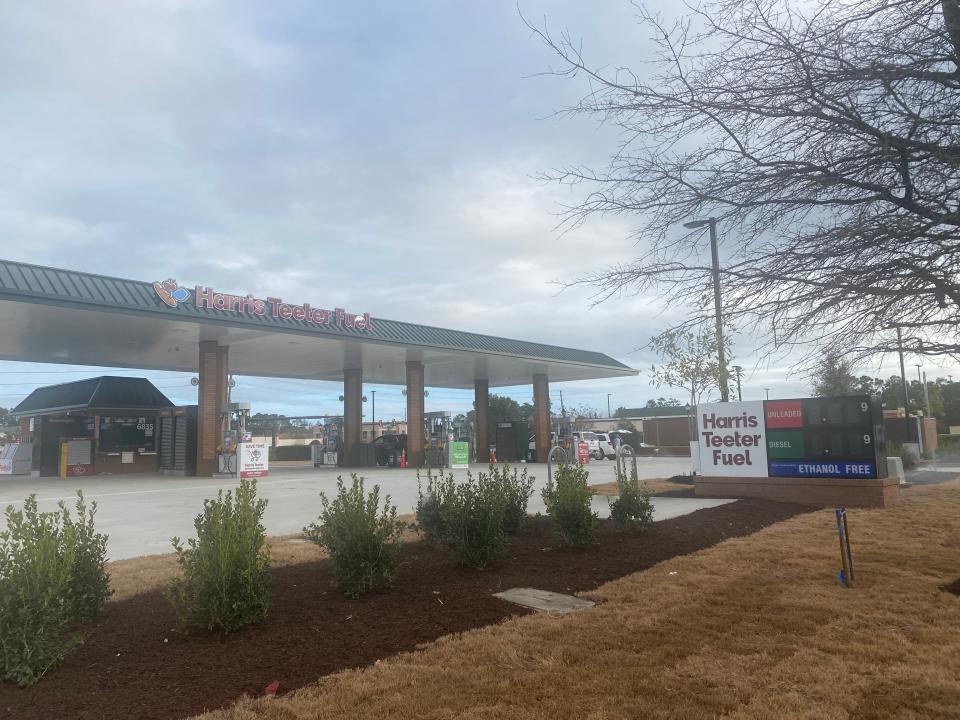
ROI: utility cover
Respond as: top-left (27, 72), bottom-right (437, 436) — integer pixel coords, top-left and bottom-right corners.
top-left (493, 587), bottom-right (595, 614)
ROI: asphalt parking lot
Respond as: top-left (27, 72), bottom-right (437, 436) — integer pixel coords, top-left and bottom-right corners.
top-left (0, 456), bottom-right (730, 560)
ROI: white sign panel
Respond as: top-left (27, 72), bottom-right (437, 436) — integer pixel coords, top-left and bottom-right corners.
top-left (696, 401), bottom-right (768, 477)
top-left (239, 442), bottom-right (269, 479)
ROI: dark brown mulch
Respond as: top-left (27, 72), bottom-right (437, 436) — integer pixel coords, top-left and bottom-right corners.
top-left (652, 487), bottom-right (696, 497)
top-left (0, 498), bottom-right (810, 720)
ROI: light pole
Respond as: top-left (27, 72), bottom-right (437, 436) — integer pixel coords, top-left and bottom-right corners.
top-left (371, 390), bottom-right (376, 438)
top-left (890, 324), bottom-right (915, 446)
top-left (764, 387), bottom-right (771, 400)
top-left (683, 217), bottom-right (729, 402)
top-left (915, 364), bottom-right (926, 418)
top-left (607, 393), bottom-right (612, 418)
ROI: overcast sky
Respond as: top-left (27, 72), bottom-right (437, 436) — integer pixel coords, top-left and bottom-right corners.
top-left (1, 1), bottom-right (954, 421)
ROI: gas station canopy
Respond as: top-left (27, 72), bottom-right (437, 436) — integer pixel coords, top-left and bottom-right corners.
top-left (0, 259), bottom-right (636, 387)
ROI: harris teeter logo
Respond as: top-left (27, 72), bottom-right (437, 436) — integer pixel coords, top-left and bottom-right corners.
top-left (153, 279), bottom-right (191, 307)
top-left (152, 278), bottom-right (372, 331)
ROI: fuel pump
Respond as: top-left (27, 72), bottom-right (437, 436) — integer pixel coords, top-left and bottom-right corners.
top-left (423, 411), bottom-right (453, 466)
top-left (322, 417), bottom-right (344, 465)
top-left (218, 402), bottom-right (251, 475)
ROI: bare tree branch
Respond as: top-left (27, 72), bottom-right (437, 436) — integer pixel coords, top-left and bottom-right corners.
top-left (528, 0), bottom-right (960, 362)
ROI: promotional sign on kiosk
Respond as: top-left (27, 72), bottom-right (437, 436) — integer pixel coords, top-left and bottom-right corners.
top-left (577, 441), bottom-right (590, 464)
top-left (696, 395), bottom-right (885, 479)
top-left (238, 442), bottom-right (269, 479)
top-left (59, 439), bottom-right (94, 478)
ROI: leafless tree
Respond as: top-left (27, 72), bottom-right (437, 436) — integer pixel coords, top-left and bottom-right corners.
top-left (529, 0), bottom-right (960, 362)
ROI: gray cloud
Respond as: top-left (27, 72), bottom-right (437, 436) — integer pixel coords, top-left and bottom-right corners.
top-left (0, 1), bottom-right (940, 420)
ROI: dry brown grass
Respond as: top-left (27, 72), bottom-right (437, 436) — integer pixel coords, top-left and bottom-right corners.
top-left (107, 514), bottom-right (418, 602)
top-left (589, 476), bottom-right (689, 495)
top-left (192, 480), bottom-right (960, 720)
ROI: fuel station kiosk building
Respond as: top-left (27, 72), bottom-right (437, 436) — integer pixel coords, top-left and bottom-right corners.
top-left (10, 376), bottom-right (173, 477)
top-left (0, 259), bottom-right (637, 476)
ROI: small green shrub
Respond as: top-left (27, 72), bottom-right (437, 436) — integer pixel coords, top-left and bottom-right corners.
top-left (488, 463), bottom-right (534, 534)
top-left (62, 492), bottom-right (111, 623)
top-left (0, 492), bottom-right (109, 686)
top-left (417, 470), bottom-right (511, 568)
top-left (168, 479), bottom-right (270, 633)
top-left (415, 468), bottom-right (456, 545)
top-left (304, 475), bottom-right (406, 598)
top-left (441, 472), bottom-right (509, 568)
top-left (542, 464), bottom-right (597, 545)
top-left (937, 434), bottom-right (960, 458)
top-left (609, 464), bottom-right (654, 532)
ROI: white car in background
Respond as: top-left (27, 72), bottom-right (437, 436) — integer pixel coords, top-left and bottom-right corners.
top-left (596, 432), bottom-right (616, 459)
top-left (598, 431), bottom-right (653, 458)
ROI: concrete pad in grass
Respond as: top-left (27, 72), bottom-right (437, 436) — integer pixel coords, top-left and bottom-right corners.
top-left (494, 587), bottom-right (595, 614)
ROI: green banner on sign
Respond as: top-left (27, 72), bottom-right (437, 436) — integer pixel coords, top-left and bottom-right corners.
top-left (449, 441), bottom-right (470, 469)
top-left (767, 430), bottom-right (805, 459)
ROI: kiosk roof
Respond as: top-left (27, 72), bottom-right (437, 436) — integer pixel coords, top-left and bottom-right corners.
top-left (12, 376), bottom-right (174, 417)
top-left (0, 259), bottom-right (637, 388)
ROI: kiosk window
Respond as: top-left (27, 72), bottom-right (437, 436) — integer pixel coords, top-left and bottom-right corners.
top-left (99, 417), bottom-right (156, 453)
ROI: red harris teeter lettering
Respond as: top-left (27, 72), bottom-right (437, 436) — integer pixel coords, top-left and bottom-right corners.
top-left (152, 279), bottom-right (372, 332)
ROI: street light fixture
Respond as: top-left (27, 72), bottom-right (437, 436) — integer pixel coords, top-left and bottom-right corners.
top-left (683, 217), bottom-right (729, 402)
top-left (915, 365), bottom-right (930, 419)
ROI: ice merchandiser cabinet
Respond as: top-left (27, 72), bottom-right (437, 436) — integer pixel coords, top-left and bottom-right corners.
top-left (0, 442), bottom-right (33, 475)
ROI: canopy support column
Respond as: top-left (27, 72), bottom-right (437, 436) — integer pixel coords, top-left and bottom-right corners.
top-left (474, 379), bottom-right (489, 463)
top-left (343, 368), bottom-right (362, 466)
top-left (197, 341), bottom-right (229, 477)
top-left (406, 360), bottom-right (425, 468)
top-left (533, 373), bottom-right (550, 463)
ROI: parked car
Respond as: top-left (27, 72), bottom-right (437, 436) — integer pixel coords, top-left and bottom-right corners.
top-left (372, 433), bottom-right (406, 467)
top-left (596, 432), bottom-right (616, 459)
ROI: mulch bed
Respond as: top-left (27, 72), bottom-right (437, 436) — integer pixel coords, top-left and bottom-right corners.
top-left (1, 498), bottom-right (810, 720)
